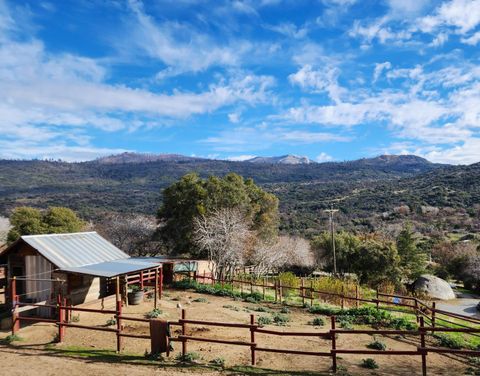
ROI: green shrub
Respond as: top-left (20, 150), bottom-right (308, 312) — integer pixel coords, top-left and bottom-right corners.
top-left (105, 318), bottom-right (116, 326)
top-left (308, 304), bottom-right (341, 316)
top-left (312, 317), bottom-right (325, 326)
top-left (192, 297), bottom-right (208, 303)
top-left (361, 358), bottom-right (379, 369)
top-left (272, 313), bottom-right (290, 326)
top-left (248, 306), bottom-right (270, 312)
top-left (222, 304), bottom-right (240, 311)
top-left (146, 308), bottom-right (163, 319)
top-left (434, 334), bottom-right (465, 349)
top-left (175, 352), bottom-right (201, 362)
top-left (172, 279), bottom-right (198, 290)
top-left (258, 316), bottom-right (273, 326)
top-left (244, 292), bottom-right (263, 302)
top-left (4, 334), bottom-right (22, 344)
top-left (337, 315), bottom-right (354, 329)
top-left (278, 272), bottom-right (300, 297)
top-left (280, 306), bottom-right (290, 314)
top-left (210, 357), bottom-right (226, 367)
top-left (367, 338), bottom-right (387, 351)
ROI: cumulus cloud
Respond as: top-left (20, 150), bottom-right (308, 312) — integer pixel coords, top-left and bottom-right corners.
top-left (373, 61), bottom-right (392, 82)
top-left (316, 152), bottom-right (334, 162)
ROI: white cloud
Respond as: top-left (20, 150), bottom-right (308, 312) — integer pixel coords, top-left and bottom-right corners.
top-left (373, 61), bottom-right (392, 82)
top-left (461, 30), bottom-right (480, 45)
top-left (419, 0), bottom-right (480, 34)
top-left (316, 152), bottom-right (334, 162)
top-left (289, 65), bottom-right (344, 102)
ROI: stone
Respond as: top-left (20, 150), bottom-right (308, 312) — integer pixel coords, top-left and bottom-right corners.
top-left (413, 274), bottom-right (456, 300)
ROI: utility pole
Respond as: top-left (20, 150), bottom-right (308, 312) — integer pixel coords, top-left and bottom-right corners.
top-left (325, 206), bottom-right (339, 275)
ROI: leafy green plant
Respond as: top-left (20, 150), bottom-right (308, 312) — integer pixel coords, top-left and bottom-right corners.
top-left (272, 313), bottom-right (290, 326)
top-left (367, 338), bottom-right (387, 351)
top-left (146, 308), bottom-right (163, 319)
top-left (434, 334), bottom-right (465, 349)
top-left (129, 284), bottom-right (142, 292)
top-left (280, 306), bottom-right (290, 314)
top-left (222, 304), bottom-right (240, 311)
top-left (209, 357), bottom-right (226, 367)
top-left (248, 306), bottom-right (270, 312)
top-left (257, 316), bottom-right (273, 326)
top-left (175, 352), bottom-right (201, 362)
top-left (105, 318), bottom-right (116, 326)
top-left (311, 317), bottom-right (325, 326)
top-left (361, 358), bottom-right (379, 369)
top-left (192, 297), bottom-right (208, 303)
top-left (172, 279), bottom-right (198, 290)
top-left (278, 272), bottom-right (300, 297)
top-left (4, 334), bottom-right (22, 343)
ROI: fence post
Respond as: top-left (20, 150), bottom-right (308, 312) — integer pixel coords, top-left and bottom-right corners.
top-left (331, 316), bottom-right (337, 373)
top-left (376, 288), bottom-right (379, 310)
top-left (57, 294), bottom-right (64, 342)
top-left (140, 271), bottom-right (144, 290)
top-left (203, 270), bottom-right (206, 284)
top-left (420, 317), bottom-right (427, 376)
top-left (301, 278), bottom-right (305, 306)
top-left (341, 285), bottom-right (345, 310)
top-left (181, 309), bottom-right (187, 357)
top-left (431, 302), bottom-right (436, 328)
top-left (262, 277), bottom-right (266, 300)
top-left (116, 299), bottom-right (122, 352)
top-left (355, 284), bottom-right (359, 308)
top-left (11, 277), bottom-right (20, 335)
top-left (159, 267), bottom-right (163, 300)
top-left (415, 299), bottom-right (419, 323)
top-left (241, 276), bottom-right (244, 296)
top-left (279, 285), bottom-right (283, 304)
top-left (154, 268), bottom-right (159, 309)
top-left (274, 279), bottom-right (277, 302)
top-left (250, 314), bottom-right (256, 365)
top-left (310, 280), bottom-right (314, 306)
top-left (250, 276), bottom-right (253, 295)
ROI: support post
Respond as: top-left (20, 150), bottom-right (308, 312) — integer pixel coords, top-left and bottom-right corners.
top-left (57, 294), bottom-right (65, 342)
top-left (279, 285), bottom-right (283, 304)
top-left (140, 270), bottom-right (144, 290)
top-left (331, 316), bottom-right (337, 373)
top-left (159, 267), bottom-right (163, 300)
top-left (274, 279), bottom-right (277, 302)
top-left (355, 285), bottom-right (359, 308)
top-left (181, 309), bottom-right (187, 357)
top-left (376, 288), bottom-right (379, 310)
top-left (203, 270), bottom-right (206, 284)
top-left (310, 280), bottom-right (314, 306)
top-left (341, 285), bottom-right (345, 310)
top-left (250, 314), bottom-right (256, 365)
top-left (301, 278), bottom-right (305, 306)
top-left (250, 276), bottom-right (253, 295)
top-left (415, 299), bottom-right (419, 323)
top-left (11, 277), bottom-right (19, 335)
top-left (262, 277), bottom-right (266, 300)
top-left (154, 268), bottom-right (159, 309)
top-left (431, 302), bottom-right (436, 328)
top-left (240, 276), bottom-right (244, 296)
top-left (420, 317), bottom-right (427, 376)
top-left (116, 299), bottom-right (123, 352)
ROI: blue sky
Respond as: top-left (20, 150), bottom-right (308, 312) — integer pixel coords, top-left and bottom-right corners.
top-left (1, 0), bottom-right (479, 164)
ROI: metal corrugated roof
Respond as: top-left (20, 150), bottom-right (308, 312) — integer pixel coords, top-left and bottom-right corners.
top-left (60, 259), bottom-right (160, 278)
top-left (21, 232), bottom-right (129, 269)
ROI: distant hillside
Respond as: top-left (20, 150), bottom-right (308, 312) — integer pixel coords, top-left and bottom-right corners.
top-left (95, 152), bottom-right (202, 164)
top-left (247, 155), bottom-right (312, 165)
top-left (1, 154), bottom-right (476, 236)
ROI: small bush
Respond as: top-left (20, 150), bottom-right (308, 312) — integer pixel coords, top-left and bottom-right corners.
top-left (146, 308), bottom-right (163, 319)
top-left (244, 292), bottom-right (263, 302)
top-left (192, 297), bottom-right (208, 303)
top-left (367, 338), bottom-right (387, 351)
top-left (280, 306), bottom-right (290, 314)
top-left (106, 318), bottom-right (116, 326)
top-left (312, 317), bottom-right (325, 326)
top-left (4, 334), bottom-right (22, 343)
top-left (272, 313), bottom-right (290, 326)
top-left (210, 357), bottom-right (226, 367)
top-left (435, 334), bottom-right (465, 349)
top-left (361, 358), bottom-right (379, 369)
top-left (308, 304), bottom-right (341, 316)
top-left (172, 279), bottom-right (198, 290)
top-left (175, 352), bottom-right (201, 362)
top-left (248, 306), bottom-right (269, 312)
top-left (258, 316), bottom-right (273, 326)
top-left (222, 304), bottom-right (240, 311)
top-left (337, 315), bottom-right (354, 329)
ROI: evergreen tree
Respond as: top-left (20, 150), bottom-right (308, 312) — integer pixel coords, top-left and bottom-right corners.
top-left (396, 224), bottom-right (426, 280)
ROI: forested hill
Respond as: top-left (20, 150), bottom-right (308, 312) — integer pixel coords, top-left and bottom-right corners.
top-left (0, 154), bottom-right (477, 235)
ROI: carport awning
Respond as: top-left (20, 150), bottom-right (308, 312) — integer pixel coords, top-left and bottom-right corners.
top-left (60, 258), bottom-right (161, 278)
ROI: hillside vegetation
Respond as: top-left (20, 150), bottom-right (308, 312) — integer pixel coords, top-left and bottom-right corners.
top-left (0, 155), bottom-right (478, 236)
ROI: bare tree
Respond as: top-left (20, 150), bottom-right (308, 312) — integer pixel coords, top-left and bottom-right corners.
top-left (96, 213), bottom-right (161, 256)
top-left (193, 208), bottom-right (252, 280)
top-left (250, 236), bottom-right (314, 277)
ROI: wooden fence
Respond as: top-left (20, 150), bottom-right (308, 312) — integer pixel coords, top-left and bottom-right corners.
top-left (193, 273), bottom-right (480, 334)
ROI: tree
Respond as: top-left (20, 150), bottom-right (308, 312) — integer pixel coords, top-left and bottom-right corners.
top-left (7, 206), bottom-right (86, 243)
top-left (193, 208), bottom-right (252, 279)
top-left (158, 173), bottom-right (279, 256)
top-left (249, 236), bottom-right (314, 277)
top-left (396, 224), bottom-right (427, 281)
top-left (311, 231), bottom-right (361, 274)
top-left (96, 213), bottom-right (162, 256)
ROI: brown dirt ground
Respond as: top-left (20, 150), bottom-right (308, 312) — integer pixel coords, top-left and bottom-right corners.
top-left (0, 288), bottom-right (474, 375)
